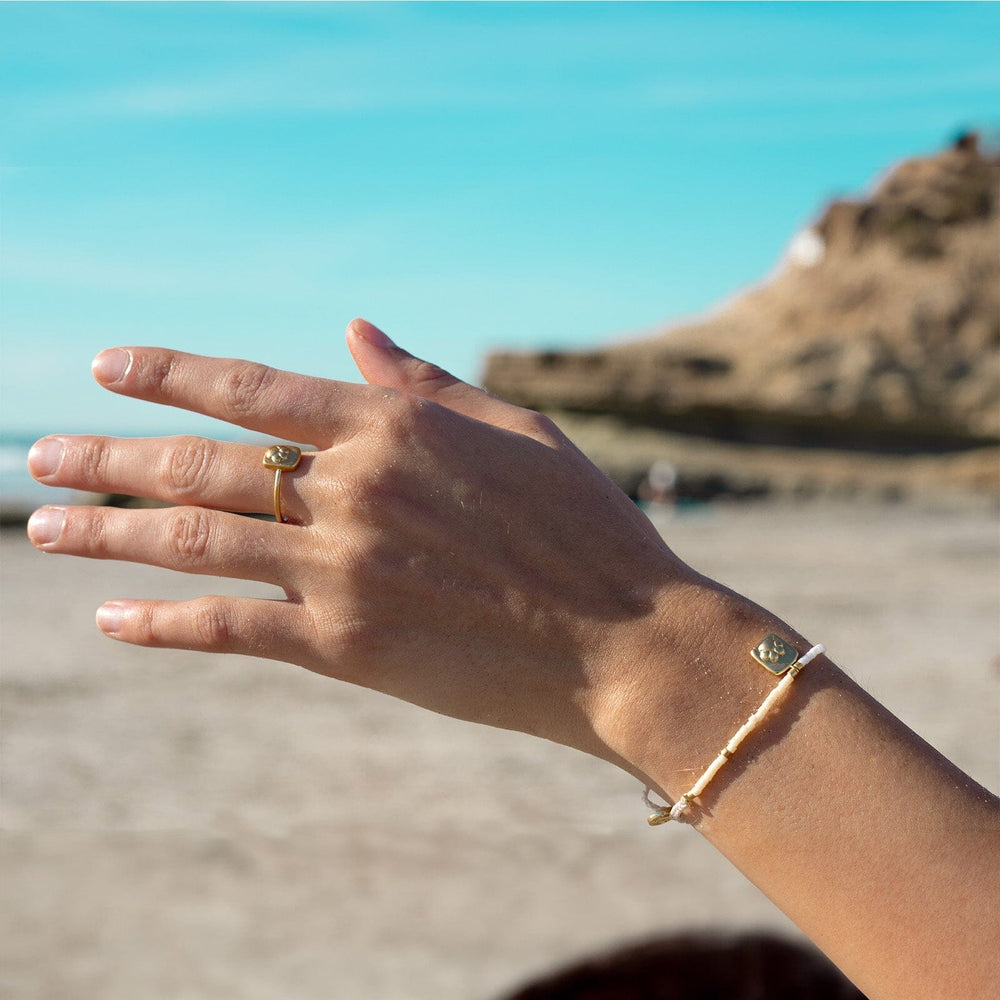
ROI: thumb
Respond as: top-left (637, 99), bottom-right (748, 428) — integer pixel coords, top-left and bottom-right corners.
top-left (346, 318), bottom-right (526, 428)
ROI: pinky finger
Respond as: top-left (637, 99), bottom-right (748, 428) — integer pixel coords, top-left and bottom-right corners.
top-left (96, 595), bottom-right (308, 662)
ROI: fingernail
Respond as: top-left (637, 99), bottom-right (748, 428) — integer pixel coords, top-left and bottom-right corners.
top-left (92, 348), bottom-right (132, 385)
top-left (28, 437), bottom-right (65, 478)
top-left (351, 319), bottom-right (396, 350)
top-left (97, 602), bottom-right (132, 636)
top-left (27, 507), bottom-right (66, 547)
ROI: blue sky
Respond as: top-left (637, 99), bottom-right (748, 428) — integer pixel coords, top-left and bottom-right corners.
top-left (2, 2), bottom-right (998, 438)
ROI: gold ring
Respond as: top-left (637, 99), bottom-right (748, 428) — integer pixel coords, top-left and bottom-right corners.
top-left (262, 444), bottom-right (302, 523)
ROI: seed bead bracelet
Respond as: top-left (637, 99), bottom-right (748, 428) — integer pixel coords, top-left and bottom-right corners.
top-left (644, 635), bottom-right (826, 826)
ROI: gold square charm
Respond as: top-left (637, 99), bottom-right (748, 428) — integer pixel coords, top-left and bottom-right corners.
top-left (751, 634), bottom-right (800, 676)
top-left (263, 445), bottom-right (302, 471)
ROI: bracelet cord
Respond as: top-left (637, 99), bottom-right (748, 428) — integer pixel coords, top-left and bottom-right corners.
top-left (644, 642), bottom-right (826, 825)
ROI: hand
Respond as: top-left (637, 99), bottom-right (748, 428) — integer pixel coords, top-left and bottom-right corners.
top-left (27, 320), bottom-right (697, 764)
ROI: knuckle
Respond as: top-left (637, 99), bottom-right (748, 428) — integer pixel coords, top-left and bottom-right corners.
top-left (191, 599), bottom-right (236, 649)
top-left (518, 410), bottom-right (562, 442)
top-left (85, 506), bottom-right (116, 557)
top-left (337, 467), bottom-right (396, 520)
top-left (77, 436), bottom-right (114, 483)
top-left (381, 391), bottom-right (431, 440)
top-left (166, 508), bottom-right (214, 563)
top-left (332, 527), bottom-right (378, 577)
top-left (407, 358), bottom-right (454, 394)
top-left (332, 616), bottom-right (378, 660)
top-left (164, 437), bottom-right (214, 500)
top-left (130, 605), bottom-right (163, 647)
top-left (220, 361), bottom-right (278, 417)
top-left (360, 394), bottom-right (409, 448)
top-left (311, 604), bottom-right (378, 668)
top-left (143, 353), bottom-right (180, 396)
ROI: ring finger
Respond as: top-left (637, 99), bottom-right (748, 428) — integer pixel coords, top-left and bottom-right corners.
top-left (27, 504), bottom-right (295, 588)
top-left (28, 434), bottom-right (313, 523)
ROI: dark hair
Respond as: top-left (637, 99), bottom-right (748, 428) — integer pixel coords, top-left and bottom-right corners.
top-left (498, 932), bottom-right (866, 1000)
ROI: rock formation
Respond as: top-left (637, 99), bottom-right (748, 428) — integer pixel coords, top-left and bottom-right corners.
top-left (483, 135), bottom-right (999, 503)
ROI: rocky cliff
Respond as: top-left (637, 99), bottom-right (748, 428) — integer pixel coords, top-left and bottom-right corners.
top-left (483, 135), bottom-right (999, 503)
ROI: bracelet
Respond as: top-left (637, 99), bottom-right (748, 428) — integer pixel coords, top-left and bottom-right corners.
top-left (644, 636), bottom-right (826, 826)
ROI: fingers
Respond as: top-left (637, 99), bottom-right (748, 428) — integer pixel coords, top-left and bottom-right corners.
top-left (91, 347), bottom-right (362, 448)
top-left (27, 504), bottom-right (294, 588)
top-left (346, 318), bottom-right (542, 433)
top-left (28, 434), bottom-right (313, 523)
top-left (95, 595), bottom-right (311, 661)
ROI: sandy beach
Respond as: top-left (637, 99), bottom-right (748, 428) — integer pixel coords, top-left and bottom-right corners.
top-left (2, 501), bottom-right (997, 999)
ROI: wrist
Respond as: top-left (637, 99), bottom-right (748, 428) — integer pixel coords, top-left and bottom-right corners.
top-left (590, 574), bottom-right (809, 802)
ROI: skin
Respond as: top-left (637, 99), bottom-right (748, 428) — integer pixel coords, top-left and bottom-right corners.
top-left (27, 319), bottom-right (1000, 999)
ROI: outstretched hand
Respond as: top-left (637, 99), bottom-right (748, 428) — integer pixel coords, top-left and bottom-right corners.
top-left (29, 321), bottom-right (1000, 999)
top-left (28, 320), bottom-right (697, 765)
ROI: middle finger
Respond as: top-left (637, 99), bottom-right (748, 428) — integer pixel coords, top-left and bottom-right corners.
top-left (29, 434), bottom-right (314, 523)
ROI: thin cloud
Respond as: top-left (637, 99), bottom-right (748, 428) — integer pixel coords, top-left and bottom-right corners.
top-left (20, 53), bottom-right (1000, 126)
top-left (0, 217), bottom-right (411, 298)
top-left (645, 65), bottom-right (1000, 110)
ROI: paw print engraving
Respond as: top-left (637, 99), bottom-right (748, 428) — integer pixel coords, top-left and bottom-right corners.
top-left (759, 637), bottom-right (786, 663)
top-left (263, 445), bottom-right (302, 471)
top-left (751, 633), bottom-right (799, 675)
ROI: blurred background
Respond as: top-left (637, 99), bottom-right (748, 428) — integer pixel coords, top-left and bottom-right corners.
top-left (1, 3), bottom-right (998, 999)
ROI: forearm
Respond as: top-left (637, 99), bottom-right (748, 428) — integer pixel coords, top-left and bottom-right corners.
top-left (597, 580), bottom-right (1000, 1000)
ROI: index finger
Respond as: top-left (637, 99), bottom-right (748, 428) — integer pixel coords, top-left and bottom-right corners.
top-left (92, 347), bottom-right (365, 447)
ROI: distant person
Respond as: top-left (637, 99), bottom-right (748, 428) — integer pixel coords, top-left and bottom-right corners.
top-left (26, 319), bottom-right (999, 1000)
top-left (637, 459), bottom-right (678, 512)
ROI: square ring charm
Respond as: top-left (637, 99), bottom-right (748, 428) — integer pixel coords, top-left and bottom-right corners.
top-left (263, 445), bottom-right (302, 471)
top-left (751, 634), bottom-right (800, 676)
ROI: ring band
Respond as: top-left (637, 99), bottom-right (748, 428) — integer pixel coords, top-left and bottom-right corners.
top-left (262, 444), bottom-right (302, 523)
